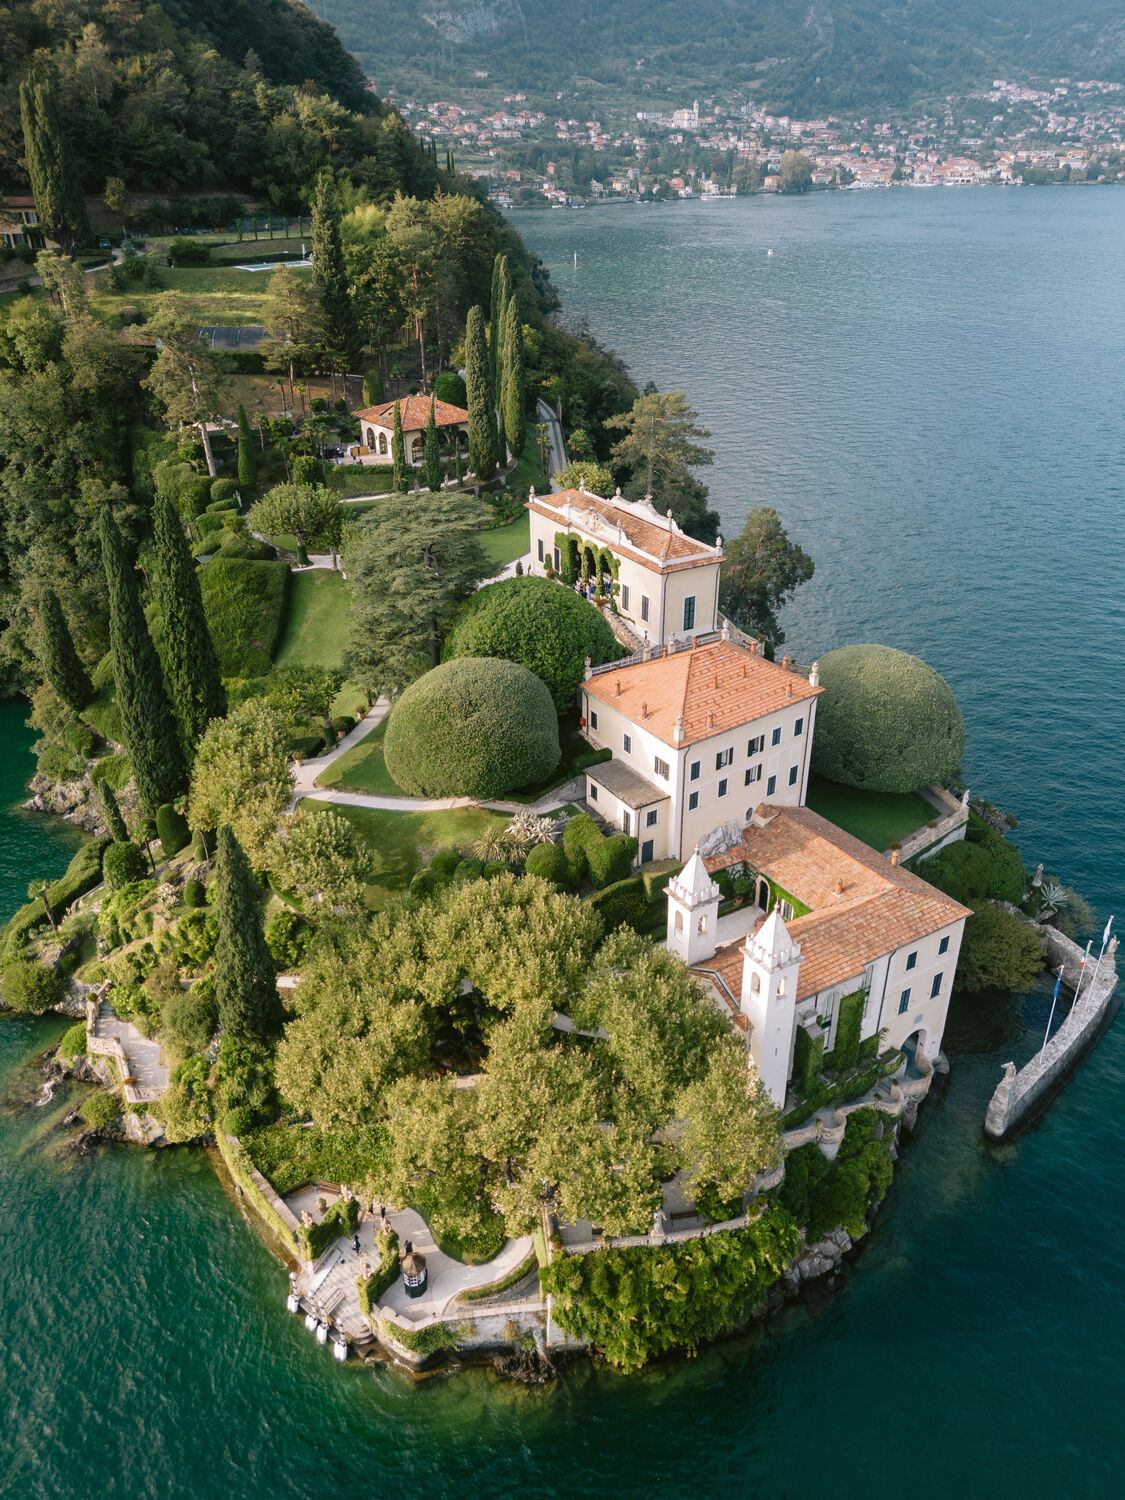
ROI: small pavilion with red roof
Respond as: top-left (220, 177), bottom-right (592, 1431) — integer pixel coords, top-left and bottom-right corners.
top-left (352, 395), bottom-right (469, 464)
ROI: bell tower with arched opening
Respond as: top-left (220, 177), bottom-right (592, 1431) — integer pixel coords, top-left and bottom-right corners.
top-left (665, 849), bottom-right (720, 966)
top-left (739, 909), bottom-right (802, 1106)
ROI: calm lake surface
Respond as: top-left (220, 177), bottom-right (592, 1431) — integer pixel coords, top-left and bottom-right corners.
top-left (3, 190), bottom-right (1125, 1497)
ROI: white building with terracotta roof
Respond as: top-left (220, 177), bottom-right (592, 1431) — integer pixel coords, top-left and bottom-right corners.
top-left (352, 396), bottom-right (468, 465)
top-left (526, 484), bottom-right (723, 646)
top-left (579, 628), bottom-right (822, 865)
top-left (667, 805), bottom-right (971, 1104)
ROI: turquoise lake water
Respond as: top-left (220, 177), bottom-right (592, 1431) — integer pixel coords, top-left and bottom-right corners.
top-left (3, 189), bottom-right (1125, 1496)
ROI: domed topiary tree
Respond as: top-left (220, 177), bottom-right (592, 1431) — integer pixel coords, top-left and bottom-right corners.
top-left (442, 576), bottom-right (622, 711)
top-left (384, 658), bottom-right (560, 798)
top-left (811, 644), bottom-right (965, 794)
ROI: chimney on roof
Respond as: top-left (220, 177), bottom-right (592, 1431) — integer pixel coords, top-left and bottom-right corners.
top-left (742, 663), bottom-right (747, 677)
top-left (810, 660), bottom-right (820, 687)
top-left (786, 679), bottom-right (793, 699)
top-left (833, 878), bottom-right (843, 895)
top-left (721, 619), bottom-right (730, 640)
top-left (614, 677), bottom-right (622, 696)
top-left (584, 655), bottom-right (592, 682)
top-left (708, 711), bottom-right (715, 728)
top-left (749, 639), bottom-right (758, 656)
top-left (641, 700), bottom-right (649, 719)
top-left (782, 655), bottom-right (790, 671)
top-left (890, 848), bottom-right (900, 867)
top-left (673, 713), bottom-right (685, 745)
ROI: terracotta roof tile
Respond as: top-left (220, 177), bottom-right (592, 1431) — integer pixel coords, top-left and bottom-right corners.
top-left (585, 638), bottom-right (821, 747)
top-left (696, 806), bottom-right (970, 1003)
top-left (354, 396), bottom-right (468, 430)
top-left (527, 488), bottom-right (720, 572)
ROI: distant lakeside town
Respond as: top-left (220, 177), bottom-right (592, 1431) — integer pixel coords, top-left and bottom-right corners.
top-left (384, 77), bottom-right (1125, 206)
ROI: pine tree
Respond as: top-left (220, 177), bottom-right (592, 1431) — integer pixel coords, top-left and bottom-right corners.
top-left (465, 305), bottom-right (497, 482)
top-left (99, 509), bottom-right (186, 812)
top-left (151, 488), bottom-right (227, 759)
top-left (213, 824), bottom-right (281, 1042)
top-left (500, 295), bottom-right (526, 463)
top-left (19, 80), bottom-right (91, 256)
top-left (391, 399), bottom-right (410, 493)
top-left (38, 587), bottom-right (93, 711)
top-left (310, 170), bottom-right (357, 368)
top-left (424, 396), bottom-right (443, 492)
top-left (362, 369), bottom-right (384, 406)
top-left (236, 404), bottom-right (257, 491)
top-left (98, 781), bottom-right (128, 842)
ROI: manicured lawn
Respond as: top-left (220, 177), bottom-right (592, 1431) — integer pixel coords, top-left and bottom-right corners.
top-left (275, 569), bottom-right (349, 670)
top-left (90, 262), bottom-right (312, 329)
top-left (478, 513), bottom-right (529, 573)
top-left (304, 801), bottom-right (510, 907)
top-left (805, 776), bottom-right (934, 852)
top-left (316, 718), bottom-right (404, 796)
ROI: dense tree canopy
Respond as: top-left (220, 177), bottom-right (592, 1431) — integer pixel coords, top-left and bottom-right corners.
top-left (383, 658), bottom-right (560, 798)
top-left (719, 505), bottom-right (815, 646)
top-left (442, 575), bottom-right (622, 710)
top-left (811, 644), bottom-right (965, 793)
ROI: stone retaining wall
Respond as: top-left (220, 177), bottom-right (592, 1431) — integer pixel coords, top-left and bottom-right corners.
top-left (984, 926), bottom-right (1119, 1139)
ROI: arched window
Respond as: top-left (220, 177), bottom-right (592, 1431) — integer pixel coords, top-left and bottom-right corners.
top-left (757, 877), bottom-right (770, 909)
top-left (367, 428), bottom-right (377, 448)
top-left (697, 915), bottom-right (707, 935)
top-left (674, 910), bottom-right (684, 933)
top-left (411, 437), bottom-right (424, 462)
top-left (777, 978), bottom-right (787, 998)
top-left (751, 973), bottom-right (761, 994)
top-left (377, 431), bottom-right (388, 454)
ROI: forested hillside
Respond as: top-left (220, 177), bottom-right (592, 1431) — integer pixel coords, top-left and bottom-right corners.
top-left (318, 0), bottom-right (1125, 114)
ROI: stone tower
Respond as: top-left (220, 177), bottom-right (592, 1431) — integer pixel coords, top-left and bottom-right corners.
top-left (665, 849), bottom-right (720, 966)
top-left (739, 909), bottom-right (802, 1106)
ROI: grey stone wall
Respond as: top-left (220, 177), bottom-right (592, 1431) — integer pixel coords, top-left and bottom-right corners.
top-left (984, 926), bottom-right (1118, 1139)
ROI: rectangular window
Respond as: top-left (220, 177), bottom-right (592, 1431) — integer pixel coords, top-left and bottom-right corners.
top-left (537, 538), bottom-right (544, 563)
top-left (589, 784), bottom-right (598, 801)
top-left (622, 811), bottom-right (631, 835)
top-left (688, 790), bottom-right (699, 811)
top-left (745, 766), bottom-right (762, 786)
top-left (906, 951), bottom-right (917, 971)
top-left (771, 726), bottom-right (782, 747)
top-left (780, 900), bottom-right (794, 921)
top-left (645, 808), bottom-right (658, 827)
top-left (930, 972), bottom-right (943, 998)
top-left (682, 596), bottom-right (696, 631)
top-left (623, 733), bottom-right (632, 754)
top-left (747, 735), bottom-right (764, 756)
top-left (794, 716), bottom-right (804, 736)
top-left (715, 747), bottom-right (733, 770)
top-left (621, 584), bottom-right (630, 612)
top-left (654, 757), bottom-right (670, 780)
top-left (939, 935), bottom-right (950, 955)
top-left (717, 778), bottom-right (728, 798)
top-left (689, 760), bottom-right (701, 782)
top-left (787, 764), bottom-right (799, 787)
top-left (898, 988), bottom-right (911, 1015)
top-left (767, 774), bottom-right (777, 796)
top-left (590, 710), bottom-right (598, 732)
top-left (641, 595), bottom-right (650, 623)
top-left (553, 546), bottom-right (561, 571)
top-left (641, 838), bottom-right (654, 863)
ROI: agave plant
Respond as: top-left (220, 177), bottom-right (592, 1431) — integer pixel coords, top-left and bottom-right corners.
top-left (472, 832), bottom-right (513, 864)
top-left (506, 810), bottom-right (558, 846)
top-left (1040, 882), bottom-right (1068, 910)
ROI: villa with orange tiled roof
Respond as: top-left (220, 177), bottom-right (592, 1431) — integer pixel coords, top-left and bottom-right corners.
top-left (578, 626), bottom-right (822, 864)
top-left (526, 483), bottom-right (724, 646)
top-left (352, 396), bottom-right (468, 465)
top-left (665, 806), bottom-right (971, 1105)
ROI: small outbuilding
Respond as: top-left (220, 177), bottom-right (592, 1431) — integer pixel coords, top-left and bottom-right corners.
top-left (352, 396), bottom-right (468, 464)
top-left (401, 1243), bottom-right (428, 1299)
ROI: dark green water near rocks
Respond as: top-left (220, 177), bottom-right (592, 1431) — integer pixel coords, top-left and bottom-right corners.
top-left (3, 190), bottom-right (1125, 1496)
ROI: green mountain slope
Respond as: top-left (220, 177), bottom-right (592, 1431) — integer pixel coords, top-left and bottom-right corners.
top-left (315, 0), bottom-right (1125, 114)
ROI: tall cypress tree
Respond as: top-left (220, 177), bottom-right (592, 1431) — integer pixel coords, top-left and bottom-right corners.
top-left (391, 398), bottom-right (410, 493)
top-left (362, 369), bottom-right (384, 406)
top-left (151, 488), bottom-right (226, 759)
top-left (465, 305), bottom-right (497, 482)
top-left (213, 825), bottom-right (281, 1042)
top-left (98, 781), bottom-right (128, 842)
top-left (500, 296), bottom-right (526, 463)
top-left (236, 404), bottom-right (257, 491)
top-left (310, 170), bottom-right (357, 368)
top-left (423, 396), bottom-right (443, 492)
top-left (446, 147), bottom-right (455, 175)
top-left (488, 253), bottom-right (512, 391)
top-left (38, 587), bottom-right (93, 711)
top-left (99, 509), bottom-right (186, 813)
top-left (19, 80), bottom-right (91, 256)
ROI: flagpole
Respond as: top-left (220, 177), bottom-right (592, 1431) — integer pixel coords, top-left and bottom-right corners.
top-left (1064, 940), bottom-right (1092, 1026)
top-left (1068, 917), bottom-right (1115, 1035)
top-left (1042, 965), bottom-right (1064, 1053)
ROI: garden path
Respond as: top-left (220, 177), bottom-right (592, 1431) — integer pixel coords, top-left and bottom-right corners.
top-left (92, 998), bottom-right (168, 1095)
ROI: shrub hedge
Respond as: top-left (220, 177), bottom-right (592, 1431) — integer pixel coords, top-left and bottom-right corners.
top-left (298, 1193), bottom-right (360, 1261)
top-left (442, 576), bottom-right (623, 710)
top-left (104, 841), bottom-right (147, 890)
top-left (562, 813), bottom-right (637, 890)
top-left (2, 958), bottom-right (65, 1012)
top-left (197, 558), bottom-right (290, 678)
top-left (383, 658), bottom-right (560, 799)
top-left (59, 1020), bottom-right (88, 1060)
top-left (811, 644), bottom-right (965, 794)
top-left (156, 804), bottom-right (190, 857)
top-left (918, 831), bottom-right (1025, 907)
top-left (525, 842), bottom-right (573, 888)
top-left (588, 875), bottom-right (649, 932)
